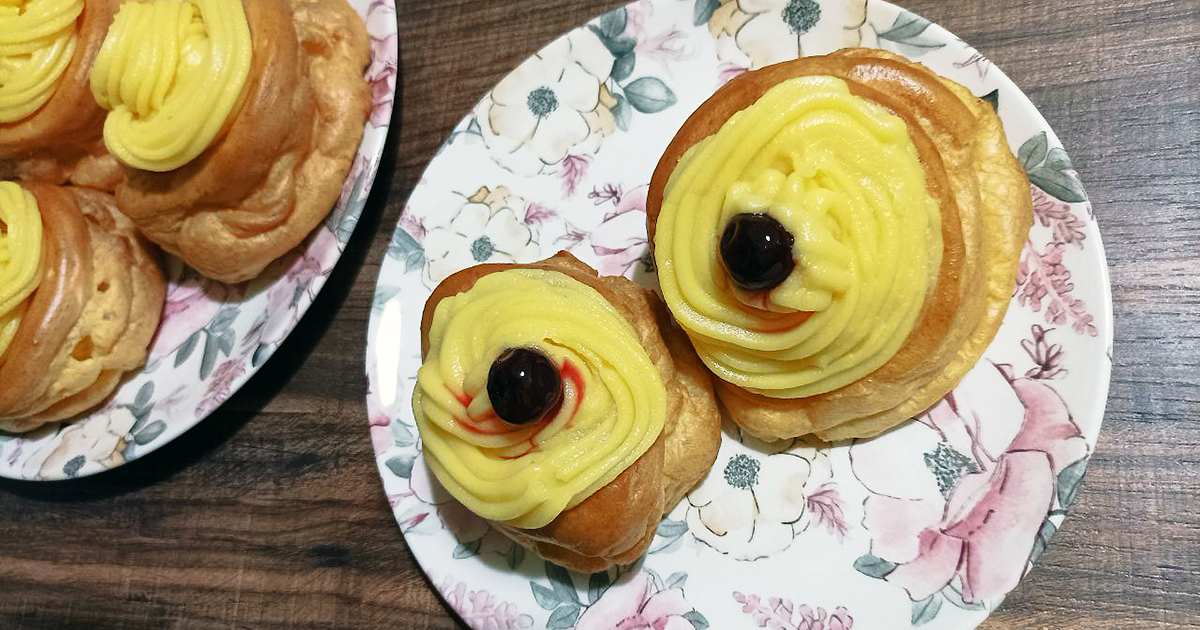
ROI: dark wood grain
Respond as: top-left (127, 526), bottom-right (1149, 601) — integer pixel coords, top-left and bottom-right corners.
top-left (1, 0), bottom-right (1197, 628)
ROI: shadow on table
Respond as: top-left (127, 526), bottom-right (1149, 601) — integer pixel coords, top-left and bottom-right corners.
top-left (0, 95), bottom-right (404, 504)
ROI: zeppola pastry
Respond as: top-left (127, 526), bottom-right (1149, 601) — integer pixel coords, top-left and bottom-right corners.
top-left (0, 0), bottom-right (123, 188)
top-left (0, 181), bottom-right (165, 433)
top-left (413, 252), bottom-right (721, 572)
top-left (90, 0), bottom-right (371, 283)
top-left (648, 48), bottom-right (1033, 441)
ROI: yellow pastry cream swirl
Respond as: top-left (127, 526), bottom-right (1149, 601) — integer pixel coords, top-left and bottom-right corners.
top-left (0, 0), bottom-right (83, 123)
top-left (414, 269), bottom-right (667, 529)
top-left (90, 0), bottom-right (252, 172)
top-left (655, 76), bottom-right (943, 399)
top-left (0, 181), bottom-right (43, 364)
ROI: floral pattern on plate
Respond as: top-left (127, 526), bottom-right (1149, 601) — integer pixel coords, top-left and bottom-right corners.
top-left (366, 1), bottom-right (1111, 628)
top-left (0, 0), bottom-right (397, 481)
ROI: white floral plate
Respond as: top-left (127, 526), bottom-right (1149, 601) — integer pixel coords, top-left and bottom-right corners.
top-left (0, 0), bottom-right (397, 482)
top-left (366, 0), bottom-right (1112, 628)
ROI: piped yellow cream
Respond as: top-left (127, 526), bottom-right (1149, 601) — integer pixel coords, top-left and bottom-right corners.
top-left (414, 269), bottom-right (666, 529)
top-left (655, 76), bottom-right (942, 398)
top-left (90, 0), bottom-right (252, 172)
top-left (0, 181), bottom-right (43, 363)
top-left (0, 0), bottom-right (83, 123)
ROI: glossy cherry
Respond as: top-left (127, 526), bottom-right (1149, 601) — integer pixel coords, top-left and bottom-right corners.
top-left (719, 213), bottom-right (796, 291)
top-left (487, 348), bottom-right (562, 426)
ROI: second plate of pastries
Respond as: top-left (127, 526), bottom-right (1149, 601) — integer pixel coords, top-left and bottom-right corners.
top-left (0, 0), bottom-right (397, 480)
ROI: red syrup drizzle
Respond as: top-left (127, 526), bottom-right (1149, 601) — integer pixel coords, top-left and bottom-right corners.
top-left (438, 357), bottom-right (583, 460)
top-left (715, 264), bottom-right (812, 333)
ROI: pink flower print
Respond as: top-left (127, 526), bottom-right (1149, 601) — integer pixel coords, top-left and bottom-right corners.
top-left (806, 482), bottom-right (848, 541)
top-left (195, 360), bottom-right (247, 418)
top-left (398, 447), bottom-right (489, 542)
top-left (635, 29), bottom-right (694, 66)
top-left (590, 212), bottom-right (648, 277)
top-left (370, 413), bottom-right (392, 456)
top-left (625, 0), bottom-right (654, 35)
top-left (1031, 184), bottom-right (1086, 248)
top-left (398, 212), bottom-right (426, 242)
top-left (575, 572), bottom-right (695, 630)
top-left (439, 577), bottom-right (534, 630)
top-left (259, 228), bottom-right (341, 348)
top-left (717, 62), bottom-right (748, 86)
top-left (561, 154), bottom-right (591, 198)
top-left (364, 1), bottom-right (397, 128)
top-left (589, 185), bottom-right (650, 277)
top-left (850, 362), bottom-right (1089, 604)
top-left (733, 593), bottom-right (854, 630)
top-left (151, 266), bottom-right (236, 358)
top-left (602, 184), bottom-right (647, 221)
top-left (1016, 240), bottom-right (1098, 336)
top-left (523, 202), bottom-right (558, 226)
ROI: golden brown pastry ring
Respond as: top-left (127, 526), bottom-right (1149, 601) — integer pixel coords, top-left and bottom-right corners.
top-left (647, 49), bottom-right (1033, 441)
top-left (0, 0), bottom-right (123, 190)
top-left (0, 184), bottom-right (166, 433)
top-left (420, 252), bottom-right (721, 573)
top-left (110, 0), bottom-right (371, 284)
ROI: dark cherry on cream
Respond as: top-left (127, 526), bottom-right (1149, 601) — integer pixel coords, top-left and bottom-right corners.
top-left (719, 213), bottom-right (796, 291)
top-left (487, 348), bottom-right (563, 426)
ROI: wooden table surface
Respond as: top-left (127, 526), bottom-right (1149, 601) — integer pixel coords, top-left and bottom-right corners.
top-left (2, 0), bottom-right (1197, 628)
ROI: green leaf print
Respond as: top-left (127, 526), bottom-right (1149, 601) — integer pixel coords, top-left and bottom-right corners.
top-left (587, 570), bottom-right (610, 604)
top-left (390, 420), bottom-right (415, 448)
top-left (546, 603), bottom-right (581, 630)
top-left (684, 610), bottom-right (710, 630)
top-left (666, 572), bottom-right (687, 589)
top-left (531, 583), bottom-right (562, 610)
top-left (545, 561), bottom-right (580, 605)
top-left (1019, 132), bottom-right (1088, 202)
top-left (199, 332), bottom-right (220, 380)
top-left (694, 0), bottom-right (720, 26)
top-left (373, 286), bottom-right (401, 310)
top-left (134, 381), bottom-right (155, 410)
top-left (210, 309), bottom-right (237, 334)
top-left (981, 89), bottom-right (999, 112)
top-left (911, 593), bottom-right (943, 625)
top-left (504, 542), bottom-right (526, 570)
top-left (649, 517), bottom-right (688, 554)
top-left (942, 582), bottom-right (987, 611)
top-left (1018, 132), bottom-right (1049, 170)
top-left (874, 12), bottom-right (946, 57)
top-left (63, 455), bottom-right (86, 478)
top-left (175, 331), bottom-right (201, 367)
top-left (385, 454), bottom-right (415, 478)
top-left (388, 226), bottom-right (425, 274)
top-left (612, 51), bottom-right (636, 82)
top-left (134, 421), bottom-right (167, 446)
top-left (452, 538), bottom-right (482, 559)
top-left (595, 6), bottom-right (627, 40)
top-left (1057, 458), bottom-right (1088, 510)
top-left (1028, 516), bottom-right (1059, 565)
top-left (1045, 147), bottom-right (1073, 171)
top-left (853, 553), bottom-right (898, 579)
top-left (1028, 167), bottom-right (1088, 203)
top-left (612, 93), bottom-right (632, 132)
top-left (624, 77), bottom-right (678, 114)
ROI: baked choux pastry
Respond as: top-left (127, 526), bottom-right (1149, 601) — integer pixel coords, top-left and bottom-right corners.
top-left (0, 181), bottom-right (165, 433)
top-left (648, 48), bottom-right (1033, 441)
top-left (89, 0), bottom-right (371, 283)
top-left (414, 252), bottom-right (722, 572)
top-left (0, 0), bottom-right (123, 189)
